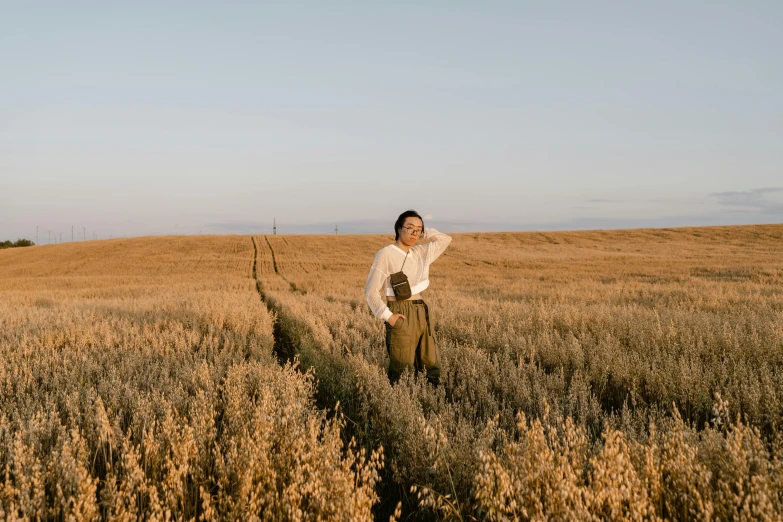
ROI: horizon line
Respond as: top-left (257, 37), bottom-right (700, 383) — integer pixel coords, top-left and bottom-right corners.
top-left (7, 221), bottom-right (783, 245)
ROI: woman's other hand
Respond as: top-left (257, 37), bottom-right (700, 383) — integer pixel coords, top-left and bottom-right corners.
top-left (388, 314), bottom-right (405, 327)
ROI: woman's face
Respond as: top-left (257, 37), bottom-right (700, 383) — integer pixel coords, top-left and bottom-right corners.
top-left (398, 217), bottom-right (423, 246)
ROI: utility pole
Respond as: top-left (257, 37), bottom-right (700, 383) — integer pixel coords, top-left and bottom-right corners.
top-left (273, 218), bottom-right (277, 235)
top-left (83, 227), bottom-right (86, 241)
top-left (72, 226), bottom-right (74, 242)
top-left (48, 230), bottom-right (51, 245)
top-left (59, 233), bottom-right (62, 243)
top-left (36, 225), bottom-right (38, 245)
top-left (335, 224), bottom-right (339, 235)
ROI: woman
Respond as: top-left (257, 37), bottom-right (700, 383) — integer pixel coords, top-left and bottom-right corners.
top-left (364, 210), bottom-right (452, 386)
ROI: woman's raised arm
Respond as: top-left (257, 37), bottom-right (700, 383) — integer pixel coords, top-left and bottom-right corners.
top-left (420, 228), bottom-right (452, 263)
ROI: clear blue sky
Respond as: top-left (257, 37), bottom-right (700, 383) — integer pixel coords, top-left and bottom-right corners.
top-left (1, 1), bottom-right (781, 240)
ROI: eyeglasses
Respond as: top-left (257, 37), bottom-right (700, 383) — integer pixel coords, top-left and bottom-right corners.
top-left (402, 226), bottom-right (423, 236)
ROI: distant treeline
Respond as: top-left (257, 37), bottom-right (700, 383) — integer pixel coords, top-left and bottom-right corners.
top-left (0, 239), bottom-right (35, 249)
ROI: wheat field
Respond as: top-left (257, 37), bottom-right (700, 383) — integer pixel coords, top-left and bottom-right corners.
top-left (2, 225), bottom-right (783, 520)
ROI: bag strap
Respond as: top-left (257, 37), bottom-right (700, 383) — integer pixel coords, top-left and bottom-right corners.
top-left (399, 249), bottom-right (410, 272)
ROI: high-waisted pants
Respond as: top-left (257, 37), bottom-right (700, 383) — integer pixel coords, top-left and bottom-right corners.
top-left (385, 300), bottom-right (440, 385)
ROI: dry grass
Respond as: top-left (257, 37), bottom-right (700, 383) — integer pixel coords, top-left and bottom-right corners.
top-left (3, 225), bottom-right (783, 520)
top-left (255, 225), bottom-right (783, 520)
top-left (0, 237), bottom-right (384, 520)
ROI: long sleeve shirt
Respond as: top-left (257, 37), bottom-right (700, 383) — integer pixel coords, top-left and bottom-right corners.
top-left (364, 228), bottom-right (452, 322)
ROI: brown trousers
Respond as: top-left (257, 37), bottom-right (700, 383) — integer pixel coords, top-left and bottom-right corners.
top-left (385, 300), bottom-right (440, 385)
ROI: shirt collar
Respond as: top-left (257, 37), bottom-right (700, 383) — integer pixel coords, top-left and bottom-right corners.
top-left (390, 244), bottom-right (411, 256)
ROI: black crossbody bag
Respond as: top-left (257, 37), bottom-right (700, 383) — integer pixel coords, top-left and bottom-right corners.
top-left (389, 250), bottom-right (412, 300)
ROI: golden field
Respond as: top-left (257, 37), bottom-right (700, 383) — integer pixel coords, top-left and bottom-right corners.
top-left (0, 237), bottom-right (382, 521)
top-left (2, 225), bottom-right (783, 520)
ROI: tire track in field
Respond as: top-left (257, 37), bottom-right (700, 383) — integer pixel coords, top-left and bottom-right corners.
top-left (251, 236), bottom-right (297, 362)
top-left (251, 235), bottom-right (405, 520)
top-left (251, 235), bottom-right (405, 518)
top-left (251, 236), bottom-right (260, 281)
top-left (263, 235), bottom-right (281, 276)
top-left (263, 235), bottom-right (301, 292)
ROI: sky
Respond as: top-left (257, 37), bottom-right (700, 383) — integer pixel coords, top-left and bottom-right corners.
top-left (1, 1), bottom-right (781, 241)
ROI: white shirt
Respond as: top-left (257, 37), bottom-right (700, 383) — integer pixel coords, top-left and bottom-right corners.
top-left (364, 228), bottom-right (452, 321)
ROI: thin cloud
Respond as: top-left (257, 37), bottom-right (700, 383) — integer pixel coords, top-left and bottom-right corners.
top-left (587, 196), bottom-right (709, 205)
top-left (710, 187), bottom-right (783, 215)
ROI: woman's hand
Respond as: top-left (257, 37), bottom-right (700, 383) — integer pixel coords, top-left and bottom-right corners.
top-left (388, 313), bottom-right (406, 327)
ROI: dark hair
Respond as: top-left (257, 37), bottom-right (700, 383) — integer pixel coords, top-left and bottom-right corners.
top-left (394, 210), bottom-right (424, 241)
